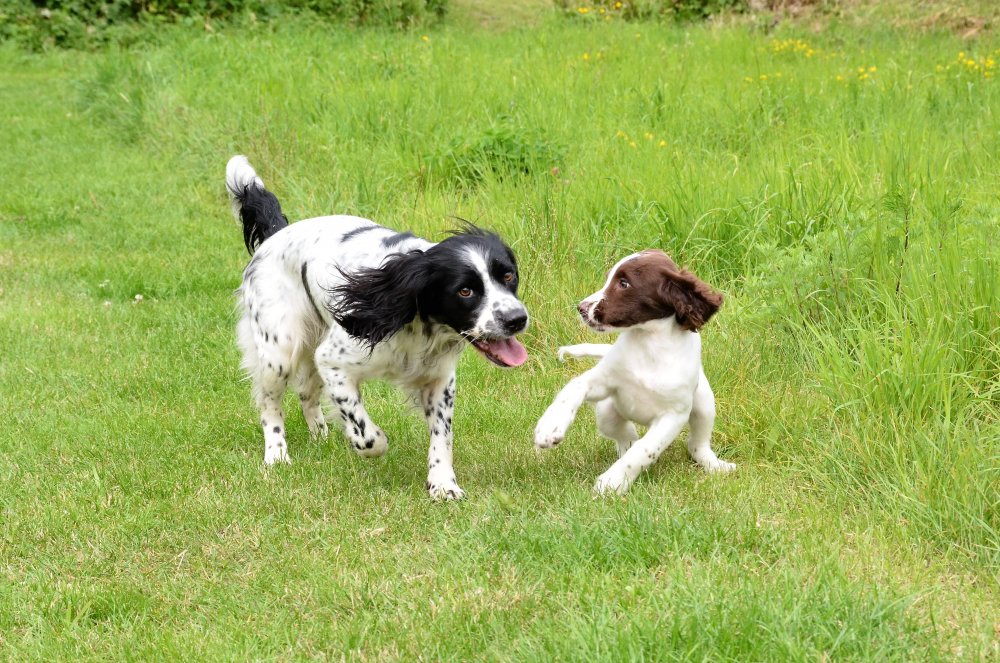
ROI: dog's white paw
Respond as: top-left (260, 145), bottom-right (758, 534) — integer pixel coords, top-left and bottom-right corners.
top-left (557, 346), bottom-right (570, 362)
top-left (427, 477), bottom-right (465, 501)
top-left (352, 427), bottom-right (388, 458)
top-left (308, 418), bottom-right (329, 441)
top-left (593, 470), bottom-right (630, 496)
top-left (264, 446), bottom-right (292, 465)
top-left (702, 458), bottom-right (737, 473)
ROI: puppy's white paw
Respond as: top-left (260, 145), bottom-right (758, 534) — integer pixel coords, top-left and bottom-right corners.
top-left (593, 470), bottom-right (630, 496)
top-left (263, 447), bottom-right (292, 465)
top-left (534, 413), bottom-right (568, 449)
top-left (427, 477), bottom-right (465, 501)
top-left (557, 346), bottom-right (570, 362)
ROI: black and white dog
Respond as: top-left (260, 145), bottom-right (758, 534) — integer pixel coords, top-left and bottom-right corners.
top-left (225, 155), bottom-right (529, 500)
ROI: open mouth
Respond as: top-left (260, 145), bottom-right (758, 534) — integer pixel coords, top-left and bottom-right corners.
top-left (468, 336), bottom-right (528, 368)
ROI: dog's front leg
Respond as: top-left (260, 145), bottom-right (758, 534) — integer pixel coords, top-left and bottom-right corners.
top-left (315, 335), bottom-right (388, 457)
top-left (593, 412), bottom-right (688, 495)
top-left (421, 374), bottom-right (464, 501)
top-left (318, 369), bottom-right (388, 457)
top-left (534, 368), bottom-right (610, 449)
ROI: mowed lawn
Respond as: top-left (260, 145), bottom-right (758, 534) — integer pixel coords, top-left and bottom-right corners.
top-left (1, 10), bottom-right (999, 660)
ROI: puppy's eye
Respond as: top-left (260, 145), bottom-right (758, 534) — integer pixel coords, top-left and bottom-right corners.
top-left (619, 278), bottom-right (630, 289)
top-left (503, 272), bottom-right (515, 283)
top-left (458, 287), bottom-right (473, 298)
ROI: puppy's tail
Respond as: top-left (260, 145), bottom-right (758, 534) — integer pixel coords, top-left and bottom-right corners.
top-left (225, 155), bottom-right (289, 255)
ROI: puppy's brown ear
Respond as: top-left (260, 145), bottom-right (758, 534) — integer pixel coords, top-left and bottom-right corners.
top-left (658, 268), bottom-right (723, 331)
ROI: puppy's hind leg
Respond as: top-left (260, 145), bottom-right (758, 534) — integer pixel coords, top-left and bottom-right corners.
top-left (595, 399), bottom-right (639, 458)
top-left (686, 370), bottom-right (735, 473)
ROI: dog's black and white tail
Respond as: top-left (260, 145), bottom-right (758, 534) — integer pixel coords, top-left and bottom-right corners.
top-left (226, 155), bottom-right (289, 255)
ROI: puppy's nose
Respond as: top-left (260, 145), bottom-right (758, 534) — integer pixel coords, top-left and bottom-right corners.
top-left (500, 310), bottom-right (528, 335)
top-left (577, 302), bottom-right (590, 318)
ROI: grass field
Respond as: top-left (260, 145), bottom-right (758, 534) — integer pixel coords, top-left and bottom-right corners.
top-left (2, 4), bottom-right (999, 660)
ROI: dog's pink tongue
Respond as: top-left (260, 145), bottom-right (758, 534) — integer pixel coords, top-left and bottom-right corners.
top-left (486, 337), bottom-right (528, 367)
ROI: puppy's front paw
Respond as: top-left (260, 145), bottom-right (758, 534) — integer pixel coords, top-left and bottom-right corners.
top-left (534, 412), bottom-right (568, 450)
top-left (557, 346), bottom-right (570, 362)
top-left (427, 477), bottom-right (465, 501)
top-left (593, 470), bottom-right (630, 496)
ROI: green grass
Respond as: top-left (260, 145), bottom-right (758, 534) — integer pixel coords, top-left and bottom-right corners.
top-left (2, 10), bottom-right (999, 660)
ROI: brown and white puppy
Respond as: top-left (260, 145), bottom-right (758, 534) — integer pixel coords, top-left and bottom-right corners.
top-left (534, 250), bottom-right (734, 494)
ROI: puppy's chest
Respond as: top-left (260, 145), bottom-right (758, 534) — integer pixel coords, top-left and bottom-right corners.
top-left (606, 358), bottom-right (699, 423)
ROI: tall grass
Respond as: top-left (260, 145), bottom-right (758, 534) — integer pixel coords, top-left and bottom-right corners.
top-left (87, 17), bottom-right (998, 561)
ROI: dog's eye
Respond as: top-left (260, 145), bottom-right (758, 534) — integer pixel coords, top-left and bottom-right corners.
top-left (458, 287), bottom-right (473, 298)
top-left (619, 278), bottom-right (630, 289)
top-left (503, 272), bottom-right (514, 283)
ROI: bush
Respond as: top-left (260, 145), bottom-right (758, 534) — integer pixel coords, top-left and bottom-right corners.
top-left (422, 122), bottom-right (565, 189)
top-left (0, 0), bottom-right (447, 49)
top-left (556, 0), bottom-right (746, 22)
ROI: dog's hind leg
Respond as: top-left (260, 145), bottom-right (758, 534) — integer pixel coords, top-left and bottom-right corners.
top-left (595, 399), bottom-right (639, 458)
top-left (293, 357), bottom-right (328, 441)
top-left (238, 313), bottom-right (294, 465)
top-left (686, 370), bottom-right (735, 473)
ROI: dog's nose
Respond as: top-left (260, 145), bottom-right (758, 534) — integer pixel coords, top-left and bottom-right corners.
top-left (577, 302), bottom-right (590, 318)
top-left (500, 310), bottom-right (528, 335)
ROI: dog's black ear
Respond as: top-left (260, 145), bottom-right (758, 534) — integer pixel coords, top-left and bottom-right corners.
top-left (329, 251), bottom-right (432, 349)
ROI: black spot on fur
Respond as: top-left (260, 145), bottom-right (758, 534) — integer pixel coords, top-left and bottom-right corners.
top-left (301, 262), bottom-right (325, 321)
top-left (341, 225), bottom-right (379, 242)
top-left (273, 426), bottom-right (281, 433)
top-left (382, 231), bottom-right (415, 248)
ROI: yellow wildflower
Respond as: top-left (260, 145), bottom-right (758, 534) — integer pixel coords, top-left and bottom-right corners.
top-left (658, 140), bottom-right (667, 147)
top-left (420, 35), bottom-right (429, 42)
top-left (577, 6), bottom-right (589, 14)
top-left (582, 52), bottom-right (590, 60)
top-left (629, 141), bottom-right (637, 148)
